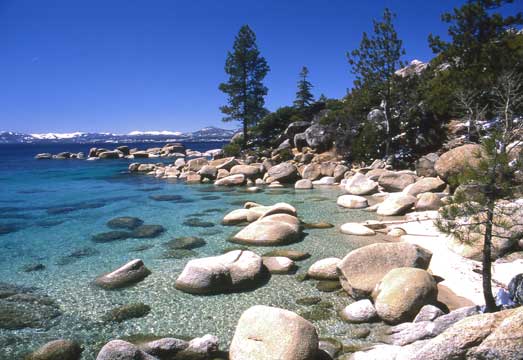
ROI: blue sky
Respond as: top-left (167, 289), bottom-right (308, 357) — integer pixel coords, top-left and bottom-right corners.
top-left (1, 0), bottom-right (521, 133)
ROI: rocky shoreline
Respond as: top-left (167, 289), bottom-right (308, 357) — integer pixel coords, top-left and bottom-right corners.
top-left (23, 140), bottom-right (523, 359)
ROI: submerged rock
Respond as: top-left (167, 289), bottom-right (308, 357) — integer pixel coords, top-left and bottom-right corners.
top-left (27, 339), bottom-right (83, 360)
top-left (316, 280), bottom-right (341, 292)
top-left (103, 303), bottom-right (151, 323)
top-left (95, 259), bottom-right (151, 290)
top-left (107, 217), bottom-right (144, 230)
top-left (164, 236), bottom-right (206, 250)
top-left (0, 283), bottom-right (61, 330)
top-left (92, 231), bottom-right (131, 243)
top-left (149, 194), bottom-right (184, 202)
top-left (131, 225), bottom-right (165, 238)
top-left (183, 219), bottom-right (215, 228)
top-left (0, 224), bottom-right (19, 235)
top-left (56, 247), bottom-right (99, 266)
top-left (21, 263), bottom-right (46, 272)
top-left (229, 305), bottom-right (318, 360)
top-left (262, 249), bottom-right (311, 261)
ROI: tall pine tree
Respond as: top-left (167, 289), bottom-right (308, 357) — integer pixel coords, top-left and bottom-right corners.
top-left (428, 0), bottom-right (523, 110)
top-left (294, 66), bottom-right (314, 109)
top-left (347, 8), bottom-right (405, 158)
top-left (219, 25), bottom-right (270, 148)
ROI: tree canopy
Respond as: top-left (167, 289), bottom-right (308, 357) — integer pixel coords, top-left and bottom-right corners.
top-left (219, 25), bottom-right (270, 147)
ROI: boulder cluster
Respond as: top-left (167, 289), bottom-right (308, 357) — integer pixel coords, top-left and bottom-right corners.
top-left (35, 143), bottom-right (221, 161)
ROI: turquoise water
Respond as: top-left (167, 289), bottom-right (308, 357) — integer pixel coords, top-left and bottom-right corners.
top-left (0, 143), bottom-right (383, 359)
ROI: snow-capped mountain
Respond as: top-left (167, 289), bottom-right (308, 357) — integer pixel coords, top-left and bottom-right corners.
top-left (0, 127), bottom-right (237, 144)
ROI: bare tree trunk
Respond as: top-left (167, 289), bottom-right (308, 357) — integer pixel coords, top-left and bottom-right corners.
top-left (482, 198), bottom-right (498, 312)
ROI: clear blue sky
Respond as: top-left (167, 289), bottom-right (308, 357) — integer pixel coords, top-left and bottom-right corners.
top-left (1, 0), bottom-right (521, 134)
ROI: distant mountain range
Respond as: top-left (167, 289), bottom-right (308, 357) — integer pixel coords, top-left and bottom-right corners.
top-left (0, 127), bottom-right (238, 144)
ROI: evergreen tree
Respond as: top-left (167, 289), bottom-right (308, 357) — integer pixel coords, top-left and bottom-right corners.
top-left (294, 66), bottom-right (314, 109)
top-left (219, 25), bottom-right (270, 148)
top-left (428, 0), bottom-right (523, 109)
top-left (347, 8), bottom-right (406, 158)
top-left (437, 71), bottom-right (523, 312)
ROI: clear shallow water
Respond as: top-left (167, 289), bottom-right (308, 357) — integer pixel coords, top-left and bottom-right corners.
top-left (0, 143), bottom-right (383, 359)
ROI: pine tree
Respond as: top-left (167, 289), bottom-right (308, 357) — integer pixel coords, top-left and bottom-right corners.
top-left (294, 66), bottom-right (314, 109)
top-left (347, 8), bottom-right (406, 158)
top-left (437, 71), bottom-right (523, 312)
top-left (428, 0), bottom-right (523, 108)
top-left (219, 25), bottom-right (270, 148)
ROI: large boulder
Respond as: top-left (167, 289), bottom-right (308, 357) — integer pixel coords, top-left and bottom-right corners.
top-left (345, 173), bottom-right (378, 195)
top-left (294, 133), bottom-right (308, 151)
top-left (378, 172), bottom-right (418, 192)
top-left (285, 121), bottom-right (311, 144)
top-left (215, 174), bottom-right (245, 186)
top-left (27, 340), bottom-right (83, 360)
top-left (434, 144), bottom-right (484, 182)
top-left (231, 214), bottom-right (301, 246)
top-left (416, 153), bottom-right (439, 177)
top-left (295, 179), bottom-right (313, 190)
top-left (305, 124), bottom-right (333, 152)
top-left (301, 163), bottom-right (322, 181)
top-left (411, 308), bottom-right (520, 360)
top-left (175, 250), bottom-right (266, 294)
top-left (337, 195), bottom-right (368, 209)
top-left (96, 340), bottom-right (155, 360)
top-left (230, 164), bottom-right (261, 179)
top-left (229, 305), bottom-right (318, 360)
top-left (404, 177), bottom-right (447, 197)
top-left (98, 151), bottom-right (120, 159)
top-left (187, 157), bottom-right (209, 172)
top-left (267, 163), bottom-right (299, 183)
top-left (376, 193), bottom-right (417, 216)
top-left (373, 268), bottom-right (438, 324)
top-left (333, 165), bottom-right (349, 182)
top-left (223, 203), bottom-right (297, 225)
top-left (337, 243), bottom-right (432, 298)
top-left (94, 259), bottom-right (151, 290)
top-left (198, 165), bottom-right (218, 179)
top-left (468, 307), bottom-right (523, 359)
top-left (307, 258), bottom-right (341, 280)
top-left (415, 193), bottom-right (443, 211)
top-left (35, 153), bottom-right (53, 160)
top-left (210, 156), bottom-right (239, 171)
